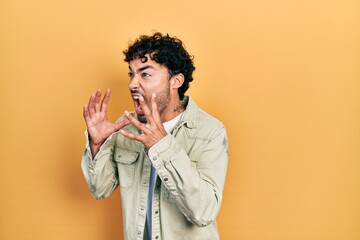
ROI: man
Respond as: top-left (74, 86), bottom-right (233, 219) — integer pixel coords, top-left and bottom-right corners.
top-left (81, 32), bottom-right (228, 240)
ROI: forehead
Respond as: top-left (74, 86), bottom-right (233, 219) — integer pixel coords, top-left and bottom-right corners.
top-left (129, 55), bottom-right (167, 71)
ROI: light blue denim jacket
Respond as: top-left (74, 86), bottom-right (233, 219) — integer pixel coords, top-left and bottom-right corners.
top-left (81, 96), bottom-right (228, 240)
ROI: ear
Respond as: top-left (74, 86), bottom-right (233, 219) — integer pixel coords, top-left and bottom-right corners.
top-left (170, 73), bottom-right (185, 89)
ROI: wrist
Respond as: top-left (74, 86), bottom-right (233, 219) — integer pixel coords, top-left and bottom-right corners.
top-left (89, 138), bottom-right (104, 148)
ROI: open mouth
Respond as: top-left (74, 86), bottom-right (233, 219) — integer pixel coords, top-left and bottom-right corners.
top-left (132, 94), bottom-right (144, 117)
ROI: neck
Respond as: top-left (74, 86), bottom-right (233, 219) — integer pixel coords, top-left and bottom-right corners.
top-left (160, 96), bottom-right (185, 122)
top-left (173, 103), bottom-right (185, 114)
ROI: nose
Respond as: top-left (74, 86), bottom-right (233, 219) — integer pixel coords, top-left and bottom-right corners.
top-left (129, 75), bottom-right (139, 89)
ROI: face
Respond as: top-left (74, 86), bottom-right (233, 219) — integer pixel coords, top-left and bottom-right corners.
top-left (128, 56), bottom-right (173, 123)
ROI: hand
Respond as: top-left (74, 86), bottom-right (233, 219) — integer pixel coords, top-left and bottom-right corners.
top-left (83, 89), bottom-right (130, 156)
top-left (120, 93), bottom-right (167, 149)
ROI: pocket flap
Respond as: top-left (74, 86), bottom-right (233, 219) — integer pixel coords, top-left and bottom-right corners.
top-left (114, 148), bottom-right (139, 164)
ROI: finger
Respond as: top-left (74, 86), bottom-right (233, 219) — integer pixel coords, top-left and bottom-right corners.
top-left (119, 129), bottom-right (144, 142)
top-left (83, 104), bottom-right (91, 122)
top-left (114, 118), bottom-right (131, 131)
top-left (87, 94), bottom-right (96, 117)
top-left (100, 88), bottom-right (111, 113)
top-left (150, 93), bottom-right (161, 121)
top-left (124, 110), bottom-right (152, 134)
top-left (138, 95), bottom-right (155, 125)
top-left (94, 89), bottom-right (102, 112)
top-left (151, 93), bottom-right (165, 131)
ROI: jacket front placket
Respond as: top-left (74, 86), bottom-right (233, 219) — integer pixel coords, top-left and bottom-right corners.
top-left (136, 151), bottom-right (152, 240)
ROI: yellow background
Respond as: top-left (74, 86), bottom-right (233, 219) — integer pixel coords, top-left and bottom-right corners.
top-left (1, 0), bottom-right (359, 239)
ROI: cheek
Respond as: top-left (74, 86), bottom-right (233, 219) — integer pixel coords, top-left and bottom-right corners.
top-left (140, 76), bottom-right (169, 96)
top-left (142, 82), bottom-right (160, 94)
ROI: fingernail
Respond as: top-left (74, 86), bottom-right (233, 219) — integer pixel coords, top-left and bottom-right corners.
top-left (139, 95), bottom-right (144, 101)
top-left (124, 110), bottom-right (130, 116)
top-left (152, 92), bottom-right (156, 97)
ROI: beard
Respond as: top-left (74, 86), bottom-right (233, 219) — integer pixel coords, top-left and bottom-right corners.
top-left (154, 84), bottom-right (171, 115)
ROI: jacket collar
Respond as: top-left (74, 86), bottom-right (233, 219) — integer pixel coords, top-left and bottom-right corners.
top-left (180, 95), bottom-right (199, 129)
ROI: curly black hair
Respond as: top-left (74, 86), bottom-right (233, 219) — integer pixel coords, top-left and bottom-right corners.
top-left (123, 32), bottom-right (195, 100)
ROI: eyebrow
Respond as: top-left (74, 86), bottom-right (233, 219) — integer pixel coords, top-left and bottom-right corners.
top-left (128, 65), bottom-right (156, 73)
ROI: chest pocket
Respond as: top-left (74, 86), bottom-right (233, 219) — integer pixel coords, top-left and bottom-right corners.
top-left (114, 147), bottom-right (139, 190)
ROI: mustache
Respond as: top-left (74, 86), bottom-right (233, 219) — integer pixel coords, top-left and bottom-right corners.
top-left (131, 89), bottom-right (142, 95)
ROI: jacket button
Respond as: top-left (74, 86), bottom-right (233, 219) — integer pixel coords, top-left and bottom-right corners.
top-left (164, 178), bottom-right (168, 181)
top-left (153, 156), bottom-right (157, 161)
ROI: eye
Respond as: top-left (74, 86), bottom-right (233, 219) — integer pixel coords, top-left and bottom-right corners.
top-left (128, 72), bottom-right (134, 78)
top-left (141, 72), bottom-right (151, 78)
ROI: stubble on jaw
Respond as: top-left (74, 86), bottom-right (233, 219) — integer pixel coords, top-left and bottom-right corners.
top-left (155, 84), bottom-right (171, 116)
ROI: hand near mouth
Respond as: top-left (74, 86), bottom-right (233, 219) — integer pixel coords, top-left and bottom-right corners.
top-left (83, 89), bottom-right (131, 157)
top-left (120, 93), bottom-right (167, 149)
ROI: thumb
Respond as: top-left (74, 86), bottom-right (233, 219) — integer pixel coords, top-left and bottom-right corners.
top-left (115, 119), bottom-right (131, 131)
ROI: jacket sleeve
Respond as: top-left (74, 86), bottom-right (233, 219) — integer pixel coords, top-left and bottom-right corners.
top-left (147, 125), bottom-right (228, 227)
top-left (81, 130), bottom-right (119, 200)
